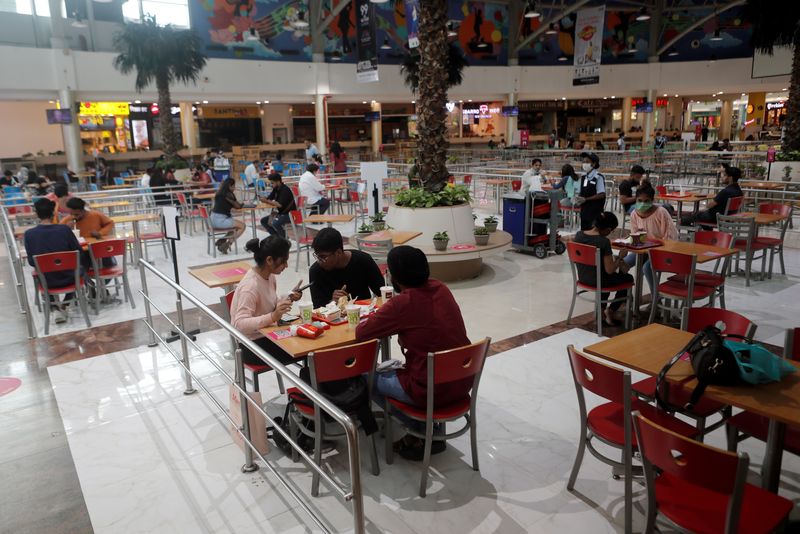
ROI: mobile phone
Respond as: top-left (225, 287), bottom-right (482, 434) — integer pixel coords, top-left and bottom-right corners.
top-left (294, 281), bottom-right (313, 293)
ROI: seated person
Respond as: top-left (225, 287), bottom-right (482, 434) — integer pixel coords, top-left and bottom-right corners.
top-left (623, 184), bottom-right (678, 293)
top-left (24, 198), bottom-right (82, 324)
top-left (309, 228), bottom-right (384, 308)
top-left (26, 171), bottom-right (52, 195)
top-left (574, 212), bottom-right (634, 327)
top-left (552, 164), bottom-right (579, 207)
top-left (45, 184), bottom-right (72, 217)
top-left (682, 165), bottom-right (743, 226)
top-left (355, 246), bottom-right (471, 460)
top-left (190, 165), bottom-right (212, 188)
top-left (61, 197), bottom-right (114, 239)
top-left (230, 237), bottom-right (303, 366)
top-left (299, 163), bottom-right (329, 215)
top-left (211, 178), bottom-right (246, 254)
top-left (618, 165), bottom-right (648, 214)
top-left (1, 169), bottom-right (17, 187)
top-left (259, 172), bottom-right (296, 239)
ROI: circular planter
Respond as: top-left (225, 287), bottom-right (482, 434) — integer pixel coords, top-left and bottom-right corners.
top-left (484, 222), bottom-right (499, 233)
top-left (474, 234), bottom-right (490, 246)
top-left (387, 203), bottom-right (475, 245)
top-left (433, 239), bottom-right (449, 251)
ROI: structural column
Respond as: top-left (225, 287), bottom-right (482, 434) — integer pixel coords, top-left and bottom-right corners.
top-left (314, 95), bottom-right (327, 156)
top-left (506, 92), bottom-right (517, 144)
top-left (58, 87), bottom-right (83, 172)
top-left (370, 101), bottom-right (382, 156)
top-left (719, 99), bottom-right (734, 140)
top-left (179, 102), bottom-right (198, 151)
top-left (621, 97), bottom-right (632, 135)
top-left (643, 89), bottom-right (656, 143)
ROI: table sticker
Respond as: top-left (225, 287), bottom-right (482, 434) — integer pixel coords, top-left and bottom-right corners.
top-left (451, 244), bottom-right (477, 250)
top-left (267, 329), bottom-right (293, 341)
top-left (213, 267), bottom-right (247, 278)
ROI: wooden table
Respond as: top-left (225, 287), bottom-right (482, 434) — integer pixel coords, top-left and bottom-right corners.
top-left (102, 184), bottom-right (131, 190)
top-left (486, 178), bottom-right (514, 214)
top-left (731, 212), bottom-right (789, 226)
top-left (112, 213), bottom-right (160, 263)
top-left (88, 201), bottom-right (131, 213)
top-left (304, 213), bottom-right (355, 228)
top-left (657, 192), bottom-right (713, 217)
top-left (188, 259), bottom-right (251, 293)
top-left (363, 230), bottom-right (422, 245)
top-left (613, 239), bottom-right (737, 322)
top-left (234, 202), bottom-right (269, 239)
top-left (122, 176), bottom-right (142, 183)
top-left (193, 192), bottom-right (216, 201)
top-left (584, 323), bottom-right (800, 492)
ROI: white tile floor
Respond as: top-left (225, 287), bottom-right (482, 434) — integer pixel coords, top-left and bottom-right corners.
top-left (49, 328), bottom-right (800, 533)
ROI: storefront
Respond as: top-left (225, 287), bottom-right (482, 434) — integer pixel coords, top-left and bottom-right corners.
top-left (517, 101), bottom-right (563, 136)
top-left (457, 101), bottom-right (508, 139)
top-left (764, 99), bottom-right (787, 128)
top-left (128, 102), bottom-right (183, 151)
top-left (197, 104), bottom-right (261, 148)
top-left (78, 101), bottom-right (131, 155)
top-left (687, 100), bottom-right (722, 133)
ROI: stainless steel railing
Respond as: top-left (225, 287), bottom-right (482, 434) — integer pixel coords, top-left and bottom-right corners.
top-left (137, 259), bottom-right (365, 534)
top-left (0, 205), bottom-right (36, 338)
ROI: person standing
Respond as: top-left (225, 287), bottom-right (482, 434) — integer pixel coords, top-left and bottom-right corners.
top-left (244, 159), bottom-right (262, 189)
top-left (552, 164), bottom-right (579, 207)
top-left (616, 132), bottom-right (626, 151)
top-left (213, 150), bottom-right (231, 182)
top-left (45, 184), bottom-right (72, 216)
top-left (330, 141), bottom-right (347, 173)
top-left (259, 173), bottom-right (296, 238)
top-left (299, 163), bottom-right (329, 215)
top-left (140, 167), bottom-right (152, 189)
top-left (576, 152), bottom-right (606, 231)
top-left (304, 140), bottom-right (320, 164)
top-left (520, 158), bottom-right (548, 194)
top-left (654, 130), bottom-right (667, 150)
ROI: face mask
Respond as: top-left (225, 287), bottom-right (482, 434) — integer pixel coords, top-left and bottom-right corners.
top-left (635, 201), bottom-right (653, 213)
top-left (582, 163), bottom-right (592, 172)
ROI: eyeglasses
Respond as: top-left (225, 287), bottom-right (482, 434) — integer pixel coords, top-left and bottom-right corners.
top-left (313, 251), bottom-right (335, 263)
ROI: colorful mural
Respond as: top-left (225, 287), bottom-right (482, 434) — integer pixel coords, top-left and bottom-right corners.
top-left (659, 5), bottom-right (753, 62)
top-left (190, 0), bottom-right (311, 60)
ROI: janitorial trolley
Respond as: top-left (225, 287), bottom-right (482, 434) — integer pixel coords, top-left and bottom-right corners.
top-left (502, 189), bottom-right (566, 259)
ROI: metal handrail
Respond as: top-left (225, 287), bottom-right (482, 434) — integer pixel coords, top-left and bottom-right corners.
top-left (136, 259), bottom-right (365, 534)
top-left (0, 205), bottom-right (36, 338)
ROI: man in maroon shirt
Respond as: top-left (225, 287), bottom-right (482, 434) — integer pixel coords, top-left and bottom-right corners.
top-left (355, 246), bottom-right (471, 459)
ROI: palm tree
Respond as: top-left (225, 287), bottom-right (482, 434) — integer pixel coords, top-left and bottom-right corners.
top-left (401, 3), bottom-right (466, 192)
top-left (113, 15), bottom-right (207, 161)
top-left (745, 0), bottom-right (800, 153)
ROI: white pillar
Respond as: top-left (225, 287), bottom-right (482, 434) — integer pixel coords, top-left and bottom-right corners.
top-left (315, 95), bottom-right (327, 157)
top-left (58, 88), bottom-right (83, 172)
top-left (179, 102), bottom-right (198, 151)
top-left (506, 92), bottom-right (517, 145)
top-left (719, 99), bottom-right (734, 140)
top-left (370, 101), bottom-right (382, 156)
top-left (622, 97), bottom-right (632, 135)
top-left (643, 89), bottom-right (655, 143)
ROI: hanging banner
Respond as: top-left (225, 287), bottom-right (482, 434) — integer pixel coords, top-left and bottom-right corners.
top-left (404, 0), bottom-right (420, 49)
top-left (573, 5), bottom-right (605, 86)
top-left (356, 0), bottom-right (379, 83)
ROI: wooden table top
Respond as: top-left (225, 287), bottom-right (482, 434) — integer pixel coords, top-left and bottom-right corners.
top-left (122, 176), bottom-right (142, 182)
top-left (89, 201), bottom-right (131, 209)
top-left (741, 181), bottom-right (788, 190)
top-left (193, 192), bottom-right (216, 200)
top-left (362, 230), bottom-right (422, 245)
top-left (657, 192), bottom-right (713, 202)
top-left (187, 260), bottom-right (252, 289)
top-left (731, 212), bottom-right (788, 225)
top-left (260, 321), bottom-right (360, 359)
top-left (111, 213), bottom-right (160, 224)
top-left (613, 239), bottom-right (737, 263)
top-left (101, 184), bottom-right (131, 190)
top-left (486, 178), bottom-right (513, 185)
top-left (304, 214), bottom-right (355, 224)
top-left (584, 324), bottom-right (800, 427)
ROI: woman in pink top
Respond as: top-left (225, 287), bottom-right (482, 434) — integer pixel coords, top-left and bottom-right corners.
top-left (230, 236), bottom-right (303, 366)
top-left (623, 183), bottom-right (678, 292)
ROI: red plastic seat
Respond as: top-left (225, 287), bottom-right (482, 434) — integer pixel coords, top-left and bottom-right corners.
top-left (385, 339), bottom-right (490, 498)
top-left (33, 250), bottom-right (92, 335)
top-left (657, 280), bottom-right (716, 299)
top-left (289, 210), bottom-right (312, 271)
top-left (754, 203), bottom-right (793, 279)
top-left (633, 412), bottom-right (793, 534)
top-left (648, 248), bottom-right (716, 324)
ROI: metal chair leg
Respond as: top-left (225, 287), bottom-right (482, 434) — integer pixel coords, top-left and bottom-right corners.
top-left (384, 409), bottom-right (394, 465)
top-left (567, 422), bottom-right (587, 490)
top-left (469, 412), bottom-right (479, 471)
top-left (419, 419), bottom-right (434, 498)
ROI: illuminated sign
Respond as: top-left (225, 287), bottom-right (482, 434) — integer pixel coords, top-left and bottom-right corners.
top-left (631, 97), bottom-right (668, 108)
top-left (198, 105), bottom-right (261, 119)
top-left (79, 101), bottom-right (130, 116)
top-left (766, 101), bottom-right (785, 110)
top-left (462, 105), bottom-right (501, 119)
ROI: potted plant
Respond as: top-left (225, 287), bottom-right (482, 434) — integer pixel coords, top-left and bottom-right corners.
top-left (783, 165), bottom-right (793, 182)
top-left (432, 231), bottom-right (449, 251)
top-left (356, 223), bottom-right (374, 238)
top-left (370, 212), bottom-right (386, 231)
top-left (474, 226), bottom-right (490, 246)
top-left (483, 215), bottom-right (499, 233)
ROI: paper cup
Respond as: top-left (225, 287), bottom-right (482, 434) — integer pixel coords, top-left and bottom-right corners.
top-left (345, 305), bottom-right (360, 329)
top-left (298, 301), bottom-right (313, 323)
top-left (380, 286), bottom-right (394, 301)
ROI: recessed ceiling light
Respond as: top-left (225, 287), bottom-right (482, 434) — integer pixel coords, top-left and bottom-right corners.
top-left (710, 28), bottom-right (723, 41)
top-left (712, 93), bottom-right (717, 97)
top-left (362, 101), bottom-right (367, 104)
top-left (741, 93), bottom-right (746, 96)
top-left (718, 92), bottom-right (723, 95)
top-left (611, 96), bottom-right (615, 99)
top-left (134, 99), bottom-right (141, 103)
top-left (663, 93), bottom-right (667, 97)
top-left (561, 97), bottom-right (566, 100)
top-left (674, 94), bottom-right (679, 98)
top-left (202, 100), bottom-right (208, 104)
top-left (603, 97), bottom-right (608, 100)
top-left (256, 101), bottom-right (261, 104)
top-left (782, 88), bottom-right (788, 91)
top-left (458, 100), bottom-right (463, 103)
top-left (468, 99), bottom-right (472, 102)
top-left (411, 100), bottom-right (415, 104)
top-left (264, 100), bottom-right (269, 104)
top-left (194, 101), bottom-right (199, 104)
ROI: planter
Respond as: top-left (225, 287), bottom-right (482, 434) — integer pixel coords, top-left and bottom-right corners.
top-left (762, 161), bottom-right (800, 182)
top-left (433, 239), bottom-right (449, 251)
top-left (387, 203), bottom-right (475, 245)
top-left (484, 222), bottom-right (498, 233)
top-left (474, 234), bottom-right (490, 246)
top-left (372, 221), bottom-right (386, 231)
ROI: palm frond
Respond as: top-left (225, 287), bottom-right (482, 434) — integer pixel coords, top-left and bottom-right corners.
top-left (401, 43), bottom-right (467, 93)
top-left (745, 0), bottom-right (800, 52)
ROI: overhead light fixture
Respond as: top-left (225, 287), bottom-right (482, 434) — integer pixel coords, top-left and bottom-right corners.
top-left (447, 22), bottom-right (457, 38)
top-left (194, 101), bottom-right (199, 104)
top-left (710, 28), bottom-right (723, 41)
top-left (380, 38), bottom-right (391, 50)
top-left (782, 87), bottom-right (788, 91)
top-left (718, 91), bottom-right (724, 95)
top-left (712, 93), bottom-right (717, 97)
top-left (293, 11), bottom-right (309, 29)
top-left (611, 96), bottom-right (615, 99)
top-left (524, 1), bottom-right (540, 18)
top-left (545, 23), bottom-right (557, 35)
top-left (362, 101), bottom-right (367, 104)
top-left (557, 54), bottom-right (568, 62)
top-left (264, 100), bottom-right (269, 104)
top-left (256, 101), bottom-right (261, 105)
top-left (134, 99), bottom-right (141, 104)
top-left (741, 93), bottom-right (746, 96)
top-left (674, 94), bottom-right (679, 98)
top-left (411, 100), bottom-right (415, 104)
top-left (458, 99), bottom-right (463, 103)
top-left (603, 97), bottom-right (608, 100)
top-left (202, 100), bottom-right (208, 104)
top-left (636, 7), bottom-right (650, 21)
top-left (468, 99), bottom-right (473, 102)
top-left (477, 39), bottom-right (489, 49)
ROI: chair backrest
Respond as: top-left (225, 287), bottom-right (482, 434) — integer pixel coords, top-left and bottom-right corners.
top-left (33, 250), bottom-right (79, 273)
top-left (656, 185), bottom-right (667, 196)
top-left (717, 215), bottom-right (756, 249)
top-left (355, 237), bottom-right (393, 259)
top-left (113, 177), bottom-right (124, 186)
top-left (693, 230), bottom-right (732, 249)
top-left (198, 204), bottom-right (210, 219)
top-left (175, 192), bottom-right (188, 206)
top-left (308, 339), bottom-right (379, 386)
top-left (429, 338), bottom-right (490, 387)
top-left (447, 175), bottom-right (455, 184)
top-left (648, 249), bottom-right (695, 276)
top-left (120, 171), bottom-right (130, 177)
top-left (511, 180), bottom-right (522, 191)
top-left (224, 290), bottom-right (234, 311)
top-left (289, 209), bottom-right (304, 225)
top-left (567, 345), bottom-right (627, 404)
top-left (3, 186), bottom-right (22, 194)
top-left (632, 412), bottom-right (748, 502)
top-left (683, 307), bottom-right (756, 338)
top-left (785, 328), bottom-right (800, 362)
top-left (89, 183), bottom-right (99, 192)
top-left (566, 241), bottom-right (598, 267)
top-left (463, 174), bottom-right (472, 185)
top-left (759, 202), bottom-right (793, 238)
top-left (724, 195), bottom-right (744, 215)
top-left (88, 239), bottom-right (126, 260)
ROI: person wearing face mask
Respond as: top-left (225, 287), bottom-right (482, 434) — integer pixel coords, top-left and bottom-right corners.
top-left (576, 152), bottom-right (606, 231)
top-left (552, 163), bottom-right (579, 207)
top-left (623, 184), bottom-right (678, 293)
top-left (520, 158), bottom-right (548, 194)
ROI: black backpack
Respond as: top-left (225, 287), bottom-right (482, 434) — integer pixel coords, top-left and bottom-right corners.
top-left (655, 326), bottom-right (744, 412)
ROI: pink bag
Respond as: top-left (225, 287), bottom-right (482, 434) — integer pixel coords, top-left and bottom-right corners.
top-left (229, 384), bottom-right (269, 455)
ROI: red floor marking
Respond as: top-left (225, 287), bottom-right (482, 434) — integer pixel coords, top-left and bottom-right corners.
top-left (0, 377), bottom-right (21, 397)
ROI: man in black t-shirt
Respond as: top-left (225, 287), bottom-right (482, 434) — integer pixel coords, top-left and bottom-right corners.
top-left (618, 165), bottom-right (647, 214)
top-left (259, 173), bottom-right (296, 238)
top-left (682, 165), bottom-right (743, 226)
top-left (309, 228), bottom-right (384, 308)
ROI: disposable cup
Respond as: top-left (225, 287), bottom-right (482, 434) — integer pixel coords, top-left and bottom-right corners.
top-left (298, 301), bottom-right (313, 323)
top-left (346, 305), bottom-right (360, 329)
top-left (380, 286), bottom-right (394, 301)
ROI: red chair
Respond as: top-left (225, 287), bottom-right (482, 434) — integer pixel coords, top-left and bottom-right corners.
top-left (717, 215), bottom-right (767, 287)
top-left (286, 339), bottom-right (380, 496)
top-left (33, 250), bottom-right (92, 335)
top-left (384, 338), bottom-right (490, 498)
top-left (756, 203), bottom-right (792, 278)
top-left (462, 174), bottom-right (473, 186)
top-left (633, 411), bottom-right (793, 534)
top-left (566, 241), bottom-right (633, 336)
top-left (648, 249), bottom-right (715, 324)
top-left (634, 307), bottom-right (756, 438)
top-left (667, 231), bottom-right (733, 308)
top-left (176, 192), bottom-right (202, 234)
top-left (137, 217), bottom-right (169, 261)
top-left (223, 291), bottom-right (284, 394)
top-left (288, 210), bottom-right (312, 272)
top-left (656, 185), bottom-right (668, 197)
top-left (726, 327), bottom-right (800, 455)
top-left (87, 239), bottom-right (135, 313)
top-left (511, 180), bottom-right (522, 191)
top-left (567, 346), bottom-right (698, 534)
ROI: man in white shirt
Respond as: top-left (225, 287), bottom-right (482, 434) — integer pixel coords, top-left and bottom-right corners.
top-left (213, 150), bottom-right (230, 182)
top-left (140, 168), bottom-right (152, 188)
top-left (521, 158), bottom-right (548, 194)
top-left (304, 140), bottom-right (320, 164)
top-left (617, 133), bottom-right (626, 151)
top-left (299, 163), bottom-right (329, 214)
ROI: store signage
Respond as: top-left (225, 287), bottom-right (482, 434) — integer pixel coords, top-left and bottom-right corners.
top-left (198, 105), bottom-right (261, 119)
top-left (364, 111), bottom-right (381, 122)
top-left (635, 102), bottom-right (654, 113)
top-left (518, 101), bottom-right (564, 111)
top-left (767, 147), bottom-right (776, 162)
top-left (79, 101), bottom-right (130, 116)
top-left (404, 0), bottom-right (420, 49)
top-left (573, 5), bottom-right (605, 86)
top-left (446, 102), bottom-right (456, 113)
top-left (569, 99), bottom-right (616, 109)
top-left (501, 106), bottom-right (519, 116)
top-left (355, 0), bottom-right (379, 83)
top-left (632, 97), bottom-right (668, 107)
top-left (767, 101), bottom-right (786, 110)
top-left (520, 130), bottom-right (529, 148)
top-left (462, 105), bottom-right (501, 118)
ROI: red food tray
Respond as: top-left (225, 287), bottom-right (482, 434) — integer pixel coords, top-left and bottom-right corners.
top-left (312, 313), bottom-right (348, 326)
top-left (626, 239), bottom-right (664, 250)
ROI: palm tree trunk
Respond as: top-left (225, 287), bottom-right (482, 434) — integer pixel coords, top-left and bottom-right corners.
top-left (784, 40), bottom-right (800, 152)
top-left (417, 0), bottom-right (449, 192)
top-left (156, 73), bottom-right (179, 160)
